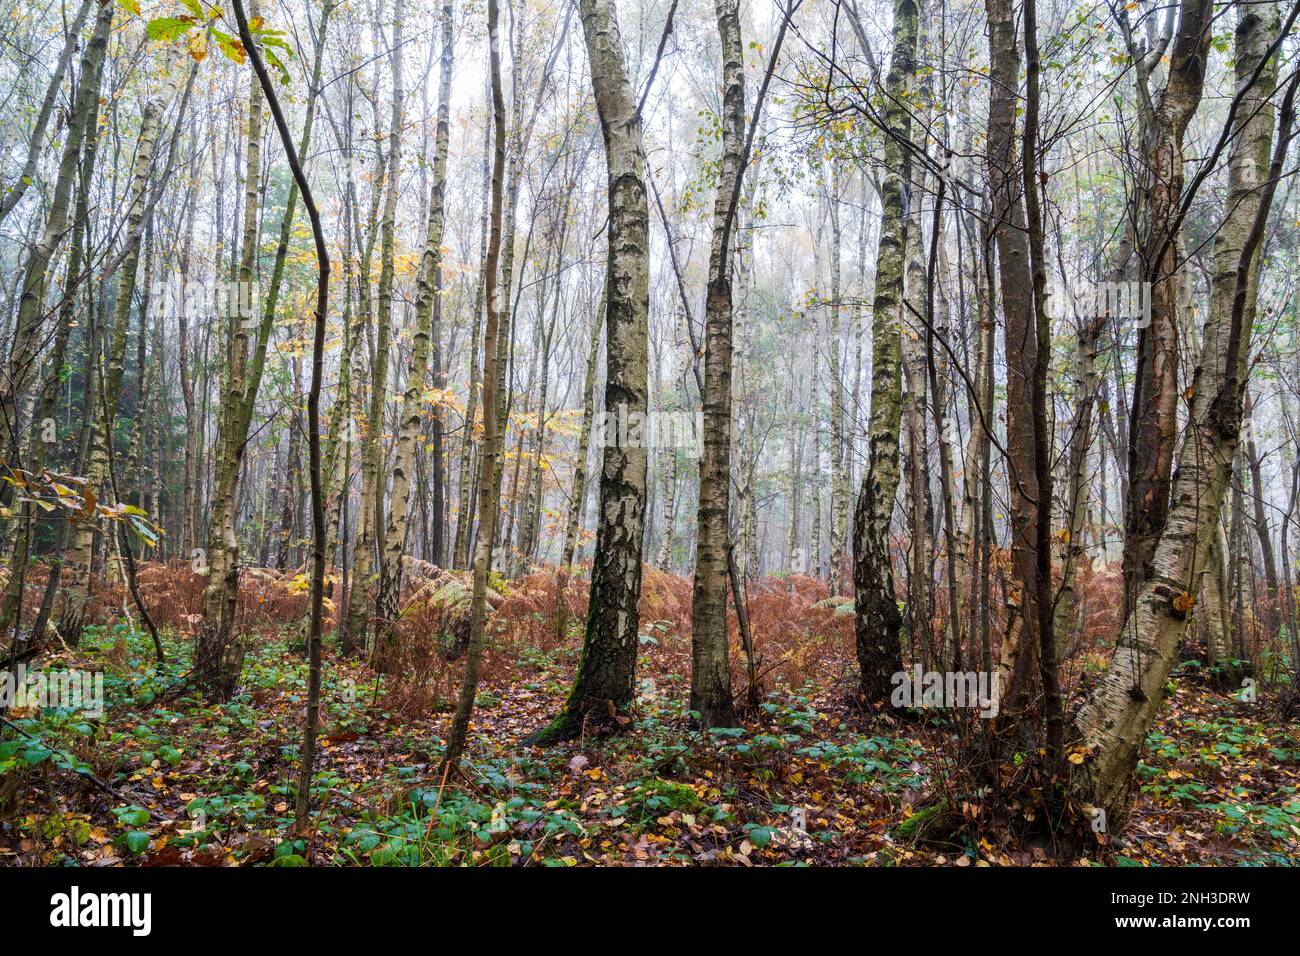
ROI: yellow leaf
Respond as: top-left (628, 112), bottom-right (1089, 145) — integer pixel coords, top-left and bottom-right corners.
top-left (188, 30), bottom-right (208, 62)
top-left (221, 37), bottom-right (247, 65)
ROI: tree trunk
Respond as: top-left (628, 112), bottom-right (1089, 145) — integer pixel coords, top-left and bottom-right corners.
top-left (452, 72), bottom-right (494, 570)
top-left (64, 34), bottom-right (177, 646)
top-left (345, 0), bottom-right (404, 654)
top-left (0, 5), bottom-right (107, 641)
top-left (853, 0), bottom-right (915, 703)
top-left (689, 0), bottom-right (747, 729)
top-left (555, 304), bottom-right (604, 643)
top-left (441, 0), bottom-right (509, 772)
top-left (827, 165), bottom-right (849, 593)
top-left (530, 0), bottom-right (650, 743)
top-left (375, 0), bottom-right (454, 664)
top-left (1, 0), bottom-right (110, 490)
top-left (0, 0), bottom-right (93, 225)
top-left (1120, 0), bottom-right (1212, 612)
top-left (902, 164), bottom-right (933, 669)
top-left (230, 0), bottom-right (331, 824)
top-left (1052, 314), bottom-right (1103, 659)
top-left (1243, 388), bottom-right (1279, 597)
top-left (984, 0), bottom-right (1041, 716)
top-left (1073, 0), bottom-right (1288, 822)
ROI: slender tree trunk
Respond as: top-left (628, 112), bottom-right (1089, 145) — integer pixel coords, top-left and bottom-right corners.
top-left (1, 0), bottom-right (110, 486)
top-left (1020, 0), bottom-right (1064, 763)
top-left (901, 165), bottom-right (933, 669)
top-left (853, 0), bottom-right (915, 703)
top-left (0, 0), bottom-right (93, 225)
top-left (655, 448), bottom-right (677, 569)
top-left (0, 6), bottom-right (107, 640)
top-left (1053, 314), bottom-right (1103, 658)
top-left (1243, 388), bottom-right (1279, 597)
top-left (64, 37), bottom-right (177, 646)
top-left (1073, 1), bottom-right (1289, 821)
top-left (1202, 519), bottom-right (1234, 674)
top-left (230, 0), bottom-right (330, 824)
top-left (345, 0), bottom-right (404, 653)
top-left (984, 0), bottom-right (1041, 715)
top-left (530, 0), bottom-right (650, 743)
top-left (689, 0), bottom-right (747, 728)
top-left (555, 304), bottom-right (604, 642)
top-left (177, 189), bottom-right (200, 556)
top-left (827, 166), bottom-right (849, 592)
top-left (197, 0), bottom-right (326, 689)
top-left (453, 78), bottom-right (493, 570)
top-left (194, 13), bottom-right (266, 696)
top-left (441, 0), bottom-right (509, 772)
top-left (1120, 0), bottom-right (1212, 612)
top-left (375, 0), bottom-right (454, 664)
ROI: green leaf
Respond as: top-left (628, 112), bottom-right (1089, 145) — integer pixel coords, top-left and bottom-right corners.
top-left (146, 17), bottom-right (195, 42)
top-left (124, 831), bottom-right (151, 854)
top-left (22, 744), bottom-right (53, 766)
top-left (264, 49), bottom-right (291, 85)
top-left (114, 806), bottom-right (151, 827)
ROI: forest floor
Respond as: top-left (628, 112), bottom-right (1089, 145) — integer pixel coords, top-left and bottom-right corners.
top-left (2, 563), bottom-right (1298, 867)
